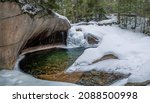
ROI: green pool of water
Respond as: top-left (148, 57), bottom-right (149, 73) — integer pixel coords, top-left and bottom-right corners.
top-left (20, 47), bottom-right (85, 75)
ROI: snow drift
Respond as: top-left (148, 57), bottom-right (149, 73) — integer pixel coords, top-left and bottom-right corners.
top-left (67, 24), bottom-right (150, 84)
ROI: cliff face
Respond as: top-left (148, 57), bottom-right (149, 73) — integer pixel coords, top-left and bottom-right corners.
top-left (0, 2), bottom-right (71, 69)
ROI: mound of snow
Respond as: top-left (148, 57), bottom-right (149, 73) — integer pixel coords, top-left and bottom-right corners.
top-left (67, 25), bottom-right (150, 84)
top-left (67, 25), bottom-right (104, 47)
top-left (99, 14), bottom-right (117, 24)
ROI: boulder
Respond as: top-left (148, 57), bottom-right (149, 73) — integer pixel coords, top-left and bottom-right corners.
top-left (92, 54), bottom-right (119, 64)
top-left (86, 33), bottom-right (99, 45)
top-left (0, 2), bottom-right (71, 69)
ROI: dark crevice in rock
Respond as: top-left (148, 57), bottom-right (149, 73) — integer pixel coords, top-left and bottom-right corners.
top-left (126, 80), bottom-right (150, 86)
top-left (22, 31), bottom-right (68, 50)
top-left (86, 34), bottom-right (99, 45)
top-left (92, 54), bottom-right (119, 64)
top-left (0, 13), bottom-right (23, 20)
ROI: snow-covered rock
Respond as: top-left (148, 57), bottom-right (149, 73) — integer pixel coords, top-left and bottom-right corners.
top-left (55, 12), bottom-right (70, 24)
top-left (21, 4), bottom-right (42, 15)
top-left (18, 0), bottom-right (26, 4)
top-left (98, 14), bottom-right (117, 25)
top-left (67, 24), bottom-right (150, 84)
top-left (67, 25), bottom-right (104, 47)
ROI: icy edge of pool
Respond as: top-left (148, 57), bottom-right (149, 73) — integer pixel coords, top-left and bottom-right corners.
top-left (0, 55), bottom-right (77, 86)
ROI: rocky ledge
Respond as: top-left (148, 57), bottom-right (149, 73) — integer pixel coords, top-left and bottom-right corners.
top-left (0, 1), bottom-right (71, 69)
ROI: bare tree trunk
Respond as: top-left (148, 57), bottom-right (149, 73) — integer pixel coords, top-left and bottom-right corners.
top-left (134, 16), bottom-right (137, 29)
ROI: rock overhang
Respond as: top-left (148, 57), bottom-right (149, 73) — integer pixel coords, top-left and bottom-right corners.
top-left (0, 1), bottom-right (71, 69)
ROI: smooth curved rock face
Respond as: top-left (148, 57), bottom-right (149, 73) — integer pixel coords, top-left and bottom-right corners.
top-left (0, 2), bottom-right (71, 69)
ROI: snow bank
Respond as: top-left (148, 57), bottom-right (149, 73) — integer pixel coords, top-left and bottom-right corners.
top-left (67, 15), bottom-right (118, 48)
top-left (0, 70), bottom-right (77, 86)
top-left (99, 14), bottom-right (117, 25)
top-left (67, 25), bottom-right (150, 84)
top-left (55, 12), bottom-right (70, 24)
top-left (72, 14), bottom-right (117, 26)
top-left (67, 25), bottom-right (104, 47)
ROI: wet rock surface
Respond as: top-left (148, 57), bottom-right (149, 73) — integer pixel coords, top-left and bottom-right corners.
top-left (76, 70), bottom-right (126, 86)
top-left (86, 34), bottom-right (99, 45)
top-left (126, 80), bottom-right (150, 86)
top-left (37, 70), bottom-right (127, 86)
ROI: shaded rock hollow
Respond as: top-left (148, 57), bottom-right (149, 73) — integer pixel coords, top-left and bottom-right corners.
top-left (0, 2), bottom-right (71, 69)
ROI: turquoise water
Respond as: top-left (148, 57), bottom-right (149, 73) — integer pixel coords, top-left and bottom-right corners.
top-left (20, 48), bottom-right (85, 75)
